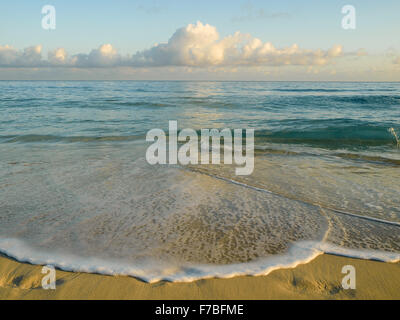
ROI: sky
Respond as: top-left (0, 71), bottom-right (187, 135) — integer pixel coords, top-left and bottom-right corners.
top-left (1, 0), bottom-right (399, 80)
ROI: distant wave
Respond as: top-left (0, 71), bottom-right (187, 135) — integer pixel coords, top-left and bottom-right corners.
top-left (273, 88), bottom-right (396, 93)
top-left (1, 134), bottom-right (144, 143)
top-left (273, 88), bottom-right (345, 93)
top-left (113, 101), bottom-right (171, 108)
top-left (254, 123), bottom-right (400, 147)
top-left (2, 122), bottom-right (400, 149)
top-left (332, 95), bottom-right (400, 105)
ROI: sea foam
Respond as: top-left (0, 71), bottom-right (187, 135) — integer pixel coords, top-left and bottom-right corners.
top-left (0, 238), bottom-right (398, 283)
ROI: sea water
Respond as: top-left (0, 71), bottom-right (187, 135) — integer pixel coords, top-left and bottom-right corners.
top-left (0, 81), bottom-right (399, 282)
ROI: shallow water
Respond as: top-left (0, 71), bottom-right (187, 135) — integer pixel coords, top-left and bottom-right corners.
top-left (0, 81), bottom-right (399, 281)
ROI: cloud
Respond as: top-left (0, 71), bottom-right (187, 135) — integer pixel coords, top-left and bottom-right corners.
top-left (131, 22), bottom-right (343, 67)
top-left (70, 44), bottom-right (123, 67)
top-left (131, 22), bottom-right (224, 67)
top-left (0, 21), bottom-right (346, 69)
top-left (1, 44), bottom-right (125, 68)
top-left (48, 48), bottom-right (67, 65)
top-left (0, 44), bottom-right (44, 67)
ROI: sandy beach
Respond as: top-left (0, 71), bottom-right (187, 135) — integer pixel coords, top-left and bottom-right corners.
top-left (2, 1), bottom-right (400, 304)
top-left (0, 253), bottom-right (398, 300)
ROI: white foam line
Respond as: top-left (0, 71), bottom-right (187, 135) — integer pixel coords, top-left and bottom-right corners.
top-left (0, 238), bottom-right (398, 283)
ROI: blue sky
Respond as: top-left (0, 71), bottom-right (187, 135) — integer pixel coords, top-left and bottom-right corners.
top-left (1, 0), bottom-right (400, 80)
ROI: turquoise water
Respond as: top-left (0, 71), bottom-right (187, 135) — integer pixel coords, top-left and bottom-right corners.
top-left (1, 81), bottom-right (400, 147)
top-left (0, 81), bottom-right (399, 281)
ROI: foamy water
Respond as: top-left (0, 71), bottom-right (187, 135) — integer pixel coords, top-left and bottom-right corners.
top-left (0, 81), bottom-right (399, 282)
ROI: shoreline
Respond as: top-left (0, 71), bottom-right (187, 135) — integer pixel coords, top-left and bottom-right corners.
top-left (0, 253), bottom-right (399, 300)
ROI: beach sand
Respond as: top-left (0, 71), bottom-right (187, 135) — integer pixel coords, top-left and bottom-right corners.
top-left (0, 253), bottom-right (399, 300)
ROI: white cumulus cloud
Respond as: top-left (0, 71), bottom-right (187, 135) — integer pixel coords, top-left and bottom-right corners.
top-left (131, 22), bottom-right (344, 67)
top-left (0, 45), bottom-right (44, 67)
top-left (0, 22), bottom-right (346, 69)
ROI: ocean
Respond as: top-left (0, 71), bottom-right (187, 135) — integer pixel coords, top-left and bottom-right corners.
top-left (0, 81), bottom-right (399, 282)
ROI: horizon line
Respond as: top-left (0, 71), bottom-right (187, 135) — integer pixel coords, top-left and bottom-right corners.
top-left (1, 80), bottom-right (399, 83)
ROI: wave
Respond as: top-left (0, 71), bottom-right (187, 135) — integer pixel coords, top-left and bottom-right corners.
top-left (3, 123), bottom-right (400, 150)
top-left (273, 88), bottom-right (345, 93)
top-left (0, 238), bottom-right (397, 283)
top-left (184, 166), bottom-right (400, 227)
top-left (273, 88), bottom-right (396, 93)
top-left (332, 95), bottom-right (400, 105)
top-left (332, 152), bottom-right (400, 166)
top-left (253, 146), bottom-right (400, 166)
top-left (53, 100), bottom-right (172, 109)
top-left (113, 101), bottom-right (171, 108)
top-left (254, 123), bottom-right (400, 147)
top-left (1, 134), bottom-right (144, 143)
top-left (265, 94), bottom-right (400, 109)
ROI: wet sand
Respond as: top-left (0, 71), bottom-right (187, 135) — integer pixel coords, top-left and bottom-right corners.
top-left (0, 253), bottom-right (399, 300)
